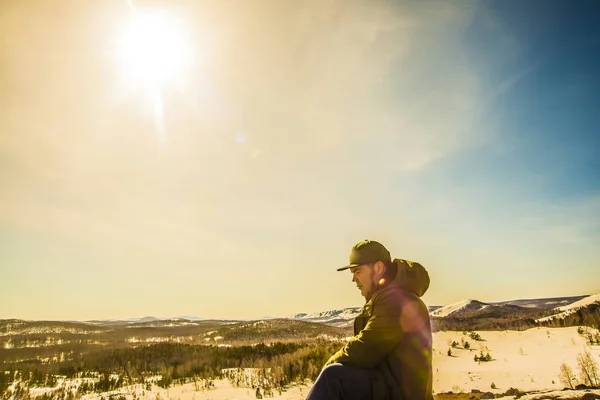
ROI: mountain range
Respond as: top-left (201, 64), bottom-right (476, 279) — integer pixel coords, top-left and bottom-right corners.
top-left (4, 294), bottom-right (598, 331)
top-left (290, 294), bottom-right (599, 327)
top-left (1, 293), bottom-right (598, 358)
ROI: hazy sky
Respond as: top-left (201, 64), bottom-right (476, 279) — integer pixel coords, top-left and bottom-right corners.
top-left (1, 0), bottom-right (599, 321)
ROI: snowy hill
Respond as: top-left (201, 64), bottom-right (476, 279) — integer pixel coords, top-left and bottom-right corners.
top-left (536, 293), bottom-right (600, 323)
top-left (290, 305), bottom-right (443, 327)
top-left (491, 295), bottom-right (588, 309)
top-left (290, 307), bottom-right (360, 327)
top-left (555, 293), bottom-right (600, 312)
top-left (291, 296), bottom-right (588, 328)
top-left (429, 295), bottom-right (590, 320)
top-left (85, 316), bottom-right (205, 326)
top-left (291, 308), bottom-right (361, 320)
top-left (430, 299), bottom-right (489, 317)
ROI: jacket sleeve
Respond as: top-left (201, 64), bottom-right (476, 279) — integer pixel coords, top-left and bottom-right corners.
top-left (325, 291), bottom-right (403, 369)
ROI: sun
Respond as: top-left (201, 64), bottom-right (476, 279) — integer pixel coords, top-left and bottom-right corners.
top-left (117, 10), bottom-right (192, 90)
top-left (115, 8), bottom-right (193, 140)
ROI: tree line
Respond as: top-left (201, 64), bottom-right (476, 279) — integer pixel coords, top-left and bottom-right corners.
top-left (1, 340), bottom-right (341, 398)
top-left (431, 316), bottom-right (539, 331)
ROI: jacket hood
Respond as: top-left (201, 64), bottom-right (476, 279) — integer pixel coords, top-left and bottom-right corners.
top-left (390, 258), bottom-right (430, 297)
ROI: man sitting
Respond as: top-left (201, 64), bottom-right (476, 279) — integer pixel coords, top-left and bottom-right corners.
top-left (306, 240), bottom-right (433, 400)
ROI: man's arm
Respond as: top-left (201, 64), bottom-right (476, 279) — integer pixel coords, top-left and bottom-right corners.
top-left (325, 291), bottom-right (403, 369)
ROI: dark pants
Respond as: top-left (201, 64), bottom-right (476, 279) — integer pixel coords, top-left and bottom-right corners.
top-left (305, 363), bottom-right (373, 400)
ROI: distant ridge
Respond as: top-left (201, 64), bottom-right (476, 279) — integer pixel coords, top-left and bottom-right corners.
top-left (133, 316), bottom-right (163, 323)
top-left (428, 295), bottom-right (589, 319)
top-left (177, 316), bottom-right (204, 321)
top-left (290, 307), bottom-right (361, 327)
top-left (6, 294), bottom-right (594, 329)
top-left (84, 316), bottom-right (205, 327)
top-left (536, 293), bottom-right (600, 323)
top-left (290, 305), bottom-right (442, 327)
top-left (490, 295), bottom-right (589, 309)
top-left (430, 299), bottom-right (488, 318)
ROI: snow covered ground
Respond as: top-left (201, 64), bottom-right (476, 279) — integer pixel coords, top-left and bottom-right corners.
top-left (80, 380), bottom-right (312, 400)
top-left (64, 326), bottom-right (600, 399)
top-left (433, 326), bottom-right (600, 394)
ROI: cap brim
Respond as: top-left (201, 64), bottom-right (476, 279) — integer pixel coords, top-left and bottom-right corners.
top-left (337, 264), bottom-right (360, 272)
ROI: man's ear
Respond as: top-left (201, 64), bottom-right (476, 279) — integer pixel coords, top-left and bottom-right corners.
top-left (375, 261), bottom-right (386, 276)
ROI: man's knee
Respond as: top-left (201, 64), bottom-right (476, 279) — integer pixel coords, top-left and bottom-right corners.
top-left (315, 364), bottom-right (373, 399)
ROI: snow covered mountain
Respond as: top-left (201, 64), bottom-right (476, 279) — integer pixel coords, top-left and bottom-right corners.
top-left (429, 295), bottom-right (591, 319)
top-left (18, 294), bottom-right (593, 331)
top-left (429, 299), bottom-right (489, 317)
top-left (85, 316), bottom-right (206, 327)
top-left (291, 308), bottom-right (360, 320)
top-left (555, 293), bottom-right (600, 312)
top-left (290, 307), bottom-right (361, 327)
top-left (535, 293), bottom-right (600, 323)
top-left (293, 296), bottom-right (590, 327)
top-left (490, 295), bottom-right (588, 309)
top-left (291, 305), bottom-right (442, 327)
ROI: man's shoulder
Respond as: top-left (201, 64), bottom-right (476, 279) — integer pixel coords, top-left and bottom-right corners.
top-left (372, 286), bottom-right (429, 315)
top-left (373, 285), bottom-right (418, 302)
top-left (374, 287), bottom-right (432, 334)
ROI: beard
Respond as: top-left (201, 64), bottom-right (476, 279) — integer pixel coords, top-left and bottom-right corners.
top-left (362, 269), bottom-right (380, 301)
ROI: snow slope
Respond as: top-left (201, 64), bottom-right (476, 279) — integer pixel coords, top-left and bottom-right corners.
top-left (430, 299), bottom-right (488, 317)
top-left (73, 326), bottom-right (600, 399)
top-left (555, 293), bottom-right (600, 312)
top-left (536, 293), bottom-right (600, 323)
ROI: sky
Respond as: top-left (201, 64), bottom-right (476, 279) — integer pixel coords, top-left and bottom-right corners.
top-left (1, 0), bottom-right (599, 321)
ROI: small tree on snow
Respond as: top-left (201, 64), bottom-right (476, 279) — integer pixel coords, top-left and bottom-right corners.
top-left (577, 350), bottom-right (599, 387)
top-left (474, 351), bottom-right (492, 363)
top-left (558, 363), bottom-right (576, 389)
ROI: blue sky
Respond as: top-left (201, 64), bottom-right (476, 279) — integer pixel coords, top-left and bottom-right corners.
top-left (1, 0), bottom-right (599, 320)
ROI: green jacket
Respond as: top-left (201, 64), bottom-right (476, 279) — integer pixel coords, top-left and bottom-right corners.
top-left (325, 259), bottom-right (433, 400)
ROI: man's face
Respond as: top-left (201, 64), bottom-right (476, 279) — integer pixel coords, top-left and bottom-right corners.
top-left (350, 264), bottom-right (377, 300)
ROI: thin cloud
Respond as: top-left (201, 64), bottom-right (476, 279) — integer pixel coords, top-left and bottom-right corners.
top-left (2, 1), bottom-right (597, 319)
